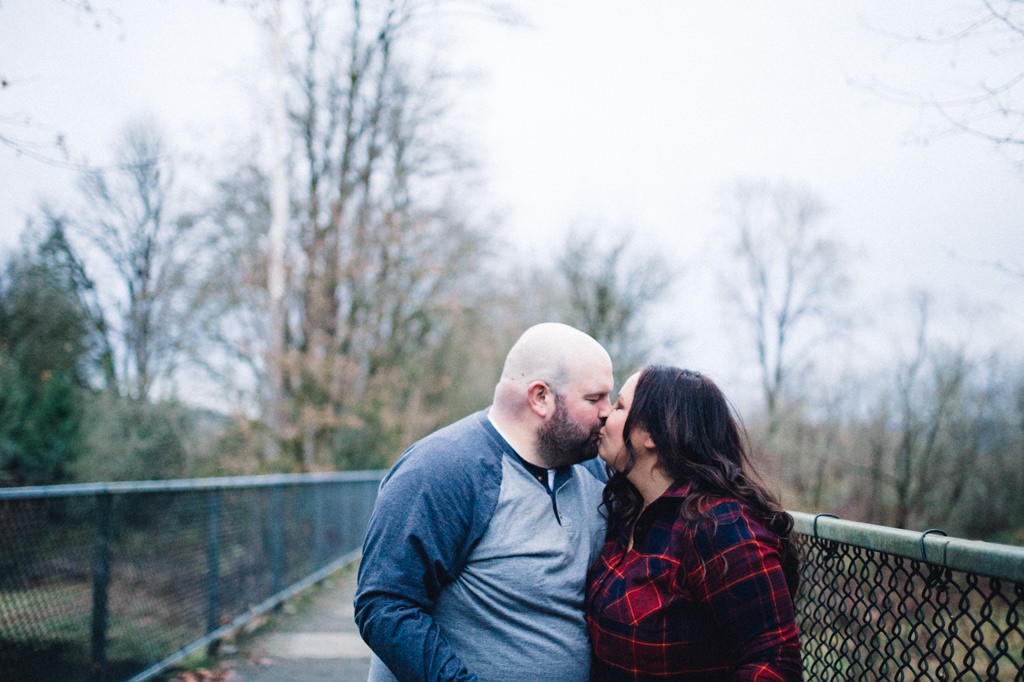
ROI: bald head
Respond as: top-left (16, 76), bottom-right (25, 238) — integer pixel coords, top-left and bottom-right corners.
top-left (499, 323), bottom-right (604, 388)
top-left (491, 323), bottom-right (610, 413)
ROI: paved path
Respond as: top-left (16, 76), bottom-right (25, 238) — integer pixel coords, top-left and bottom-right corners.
top-left (214, 564), bottom-right (370, 681)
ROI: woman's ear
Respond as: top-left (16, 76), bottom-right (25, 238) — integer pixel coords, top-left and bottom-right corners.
top-left (631, 427), bottom-right (656, 453)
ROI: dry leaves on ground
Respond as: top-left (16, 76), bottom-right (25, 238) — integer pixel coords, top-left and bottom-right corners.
top-left (169, 668), bottom-right (241, 682)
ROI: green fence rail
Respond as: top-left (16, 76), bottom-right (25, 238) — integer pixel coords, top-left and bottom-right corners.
top-left (2, 476), bottom-right (1022, 680)
top-left (0, 472), bottom-right (384, 682)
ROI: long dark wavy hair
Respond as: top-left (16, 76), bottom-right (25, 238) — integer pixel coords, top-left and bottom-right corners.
top-left (601, 365), bottom-right (800, 594)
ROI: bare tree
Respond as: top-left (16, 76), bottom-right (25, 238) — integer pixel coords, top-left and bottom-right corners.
top-left (861, 3), bottom-right (1024, 316)
top-left (186, 161), bottom-right (274, 412)
top-left (933, 353), bottom-right (1022, 537)
top-left (864, 2), bottom-right (1024, 162)
top-left (856, 295), bottom-right (982, 532)
top-left (71, 119), bottom-right (194, 402)
top-left (719, 179), bottom-right (850, 436)
top-left (880, 298), bottom-right (961, 529)
top-left (555, 228), bottom-right (677, 386)
top-left (196, 0), bottom-right (500, 470)
top-left (1, 1), bottom-right (120, 167)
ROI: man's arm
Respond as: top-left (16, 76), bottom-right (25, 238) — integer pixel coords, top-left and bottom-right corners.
top-left (354, 434), bottom-right (499, 681)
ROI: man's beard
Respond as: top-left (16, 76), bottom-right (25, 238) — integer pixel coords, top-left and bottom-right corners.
top-left (536, 394), bottom-right (600, 467)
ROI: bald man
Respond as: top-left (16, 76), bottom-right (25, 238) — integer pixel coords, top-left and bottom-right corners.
top-left (355, 323), bottom-right (614, 682)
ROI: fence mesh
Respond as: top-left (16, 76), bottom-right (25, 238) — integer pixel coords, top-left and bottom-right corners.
top-left (796, 529), bottom-right (1024, 681)
top-left (0, 495), bottom-right (98, 680)
top-left (3, 477), bottom-right (1023, 681)
top-left (0, 474), bottom-right (382, 682)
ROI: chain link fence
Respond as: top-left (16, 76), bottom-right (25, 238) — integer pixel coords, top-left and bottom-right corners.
top-left (3, 476), bottom-right (1023, 681)
top-left (0, 472), bottom-right (384, 682)
top-left (793, 512), bottom-right (1024, 681)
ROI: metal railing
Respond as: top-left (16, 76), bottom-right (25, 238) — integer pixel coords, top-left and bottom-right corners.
top-left (0, 472), bottom-right (384, 682)
top-left (2, 474), bottom-right (1023, 681)
top-left (793, 512), bottom-right (1024, 681)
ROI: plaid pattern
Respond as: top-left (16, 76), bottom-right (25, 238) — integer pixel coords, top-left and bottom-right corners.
top-left (586, 481), bottom-right (802, 681)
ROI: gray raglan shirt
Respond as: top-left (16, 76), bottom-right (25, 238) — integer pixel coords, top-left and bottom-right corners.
top-left (354, 409), bottom-right (606, 682)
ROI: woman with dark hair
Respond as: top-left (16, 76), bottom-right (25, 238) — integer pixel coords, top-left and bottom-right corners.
top-left (586, 366), bottom-right (802, 681)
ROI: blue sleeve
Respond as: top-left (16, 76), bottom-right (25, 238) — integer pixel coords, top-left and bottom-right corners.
top-left (354, 425), bottom-right (501, 681)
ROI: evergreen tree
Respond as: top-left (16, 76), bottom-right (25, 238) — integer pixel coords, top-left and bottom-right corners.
top-left (0, 219), bottom-right (97, 485)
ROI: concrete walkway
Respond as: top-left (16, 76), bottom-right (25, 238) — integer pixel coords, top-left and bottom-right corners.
top-left (214, 564), bottom-right (370, 681)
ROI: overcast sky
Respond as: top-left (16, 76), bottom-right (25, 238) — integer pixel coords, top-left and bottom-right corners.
top-left (2, 0), bottom-right (1022, 402)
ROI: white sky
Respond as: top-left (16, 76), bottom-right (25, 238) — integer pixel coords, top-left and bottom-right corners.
top-left (2, 0), bottom-right (1022, 405)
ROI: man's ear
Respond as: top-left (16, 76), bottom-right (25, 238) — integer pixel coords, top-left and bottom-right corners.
top-left (526, 380), bottom-right (553, 417)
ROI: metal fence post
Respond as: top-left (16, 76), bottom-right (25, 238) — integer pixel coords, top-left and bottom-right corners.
top-left (206, 489), bottom-right (221, 654)
top-left (270, 485), bottom-right (284, 598)
top-left (91, 492), bottom-right (112, 682)
top-left (313, 484), bottom-right (325, 569)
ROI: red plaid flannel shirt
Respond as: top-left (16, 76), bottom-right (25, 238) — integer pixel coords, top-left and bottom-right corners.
top-left (586, 481), bottom-right (802, 681)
